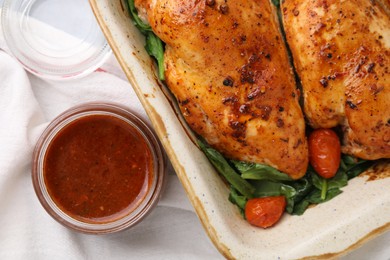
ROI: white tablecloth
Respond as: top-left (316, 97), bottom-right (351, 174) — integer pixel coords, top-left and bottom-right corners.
top-left (0, 1), bottom-right (388, 259)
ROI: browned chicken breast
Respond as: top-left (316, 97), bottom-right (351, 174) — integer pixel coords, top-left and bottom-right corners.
top-left (378, 0), bottom-right (390, 15)
top-left (135, 0), bottom-right (308, 178)
top-left (282, 0), bottom-right (390, 159)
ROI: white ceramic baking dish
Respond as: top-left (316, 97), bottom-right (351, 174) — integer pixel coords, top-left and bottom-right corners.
top-left (89, 0), bottom-right (390, 258)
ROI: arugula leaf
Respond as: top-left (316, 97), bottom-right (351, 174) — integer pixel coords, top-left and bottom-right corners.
top-left (198, 140), bottom-right (255, 198)
top-left (145, 33), bottom-right (165, 80)
top-left (232, 160), bottom-right (293, 181)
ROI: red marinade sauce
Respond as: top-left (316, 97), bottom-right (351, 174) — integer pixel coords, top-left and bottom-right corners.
top-left (43, 114), bottom-right (153, 224)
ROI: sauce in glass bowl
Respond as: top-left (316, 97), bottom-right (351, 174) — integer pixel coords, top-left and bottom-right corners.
top-left (32, 103), bottom-right (165, 234)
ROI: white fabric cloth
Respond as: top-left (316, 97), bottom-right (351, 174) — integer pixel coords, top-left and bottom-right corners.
top-left (0, 40), bottom-right (221, 259)
top-left (0, 4), bottom-right (388, 260)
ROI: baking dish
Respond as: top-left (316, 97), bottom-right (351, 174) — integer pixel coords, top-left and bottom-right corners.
top-left (89, 0), bottom-right (390, 258)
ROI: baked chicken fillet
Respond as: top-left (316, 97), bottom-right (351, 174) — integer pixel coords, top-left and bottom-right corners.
top-left (135, 0), bottom-right (308, 178)
top-left (282, 0), bottom-right (390, 159)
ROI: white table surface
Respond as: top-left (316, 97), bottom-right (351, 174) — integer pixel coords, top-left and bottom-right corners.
top-left (0, 0), bottom-right (388, 259)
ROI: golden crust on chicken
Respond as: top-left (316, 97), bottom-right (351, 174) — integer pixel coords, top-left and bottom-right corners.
top-left (282, 0), bottom-right (390, 160)
top-left (135, 0), bottom-right (309, 178)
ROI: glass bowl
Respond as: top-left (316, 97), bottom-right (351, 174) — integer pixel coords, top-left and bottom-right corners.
top-left (1, 0), bottom-right (112, 80)
top-left (32, 103), bottom-right (166, 234)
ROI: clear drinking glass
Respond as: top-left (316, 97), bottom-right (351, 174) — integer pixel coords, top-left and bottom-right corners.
top-left (1, 0), bottom-right (112, 80)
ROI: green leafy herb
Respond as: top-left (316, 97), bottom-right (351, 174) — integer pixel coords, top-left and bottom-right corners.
top-left (320, 179), bottom-right (328, 200)
top-left (327, 168), bottom-right (348, 190)
top-left (307, 167), bottom-right (320, 190)
top-left (341, 155), bottom-right (373, 179)
top-left (293, 188), bottom-right (343, 215)
top-left (271, 0), bottom-right (280, 7)
top-left (309, 169), bottom-right (329, 200)
top-left (291, 155), bottom-right (370, 215)
top-left (251, 180), bottom-right (296, 213)
top-left (199, 137), bottom-right (374, 217)
top-left (308, 188), bottom-right (343, 204)
top-left (288, 176), bottom-right (313, 203)
top-left (198, 140), bottom-right (255, 198)
top-left (251, 181), bottom-right (297, 213)
top-left (127, 0), bottom-right (165, 80)
top-left (308, 164), bottom-right (348, 200)
top-left (251, 180), bottom-right (295, 198)
top-left (145, 33), bottom-right (165, 80)
top-left (232, 160), bottom-right (293, 181)
top-left (229, 186), bottom-right (247, 209)
top-left (292, 200), bottom-right (311, 215)
top-left (127, 0), bottom-right (151, 34)
top-left (229, 187), bottom-right (247, 217)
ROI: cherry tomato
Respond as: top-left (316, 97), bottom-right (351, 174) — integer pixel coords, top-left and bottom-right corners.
top-left (308, 128), bottom-right (341, 179)
top-left (245, 196), bottom-right (286, 228)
